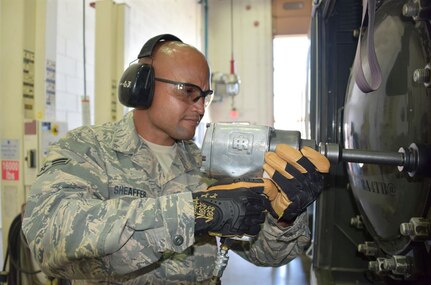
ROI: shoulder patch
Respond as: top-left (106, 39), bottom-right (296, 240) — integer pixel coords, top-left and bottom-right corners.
top-left (38, 158), bottom-right (71, 176)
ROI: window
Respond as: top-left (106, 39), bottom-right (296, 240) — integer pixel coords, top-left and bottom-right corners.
top-left (273, 35), bottom-right (310, 137)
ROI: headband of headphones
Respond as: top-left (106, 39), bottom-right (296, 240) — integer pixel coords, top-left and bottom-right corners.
top-left (137, 34), bottom-right (183, 59)
top-left (118, 34), bottom-right (183, 108)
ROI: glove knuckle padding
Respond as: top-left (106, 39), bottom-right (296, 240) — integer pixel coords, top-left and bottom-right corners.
top-left (275, 144), bottom-right (307, 173)
top-left (193, 186), bottom-right (268, 237)
top-left (265, 152), bottom-right (295, 179)
top-left (299, 146), bottom-right (330, 173)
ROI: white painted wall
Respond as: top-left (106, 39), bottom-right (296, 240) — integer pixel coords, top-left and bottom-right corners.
top-left (207, 0), bottom-right (274, 126)
top-left (123, 0), bottom-right (204, 63)
top-left (55, 0), bottom-right (204, 130)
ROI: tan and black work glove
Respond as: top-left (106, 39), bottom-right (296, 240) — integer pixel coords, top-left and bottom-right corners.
top-left (263, 144), bottom-right (330, 222)
top-left (192, 181), bottom-right (270, 237)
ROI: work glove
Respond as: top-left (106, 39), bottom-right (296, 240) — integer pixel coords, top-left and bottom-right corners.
top-left (263, 144), bottom-right (330, 222)
top-left (192, 181), bottom-right (270, 237)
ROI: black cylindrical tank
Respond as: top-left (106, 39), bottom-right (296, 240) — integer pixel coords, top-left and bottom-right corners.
top-left (343, 0), bottom-right (431, 255)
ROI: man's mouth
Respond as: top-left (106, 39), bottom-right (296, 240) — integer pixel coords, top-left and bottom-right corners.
top-left (184, 115), bottom-right (202, 125)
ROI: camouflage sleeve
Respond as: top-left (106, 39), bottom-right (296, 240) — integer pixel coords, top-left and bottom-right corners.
top-left (22, 138), bottom-right (195, 280)
top-left (231, 212), bottom-right (310, 266)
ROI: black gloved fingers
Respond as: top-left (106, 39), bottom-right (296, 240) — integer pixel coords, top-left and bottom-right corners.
top-left (246, 188), bottom-right (273, 212)
top-left (271, 170), bottom-right (300, 194)
top-left (271, 144), bottom-right (317, 174)
top-left (281, 202), bottom-right (301, 222)
top-left (240, 209), bottom-right (264, 232)
top-left (274, 144), bottom-right (331, 174)
top-left (265, 155), bottom-right (321, 196)
top-left (275, 145), bottom-right (330, 174)
top-left (272, 145), bottom-right (308, 172)
top-left (246, 224), bottom-right (262, 236)
top-left (265, 153), bottom-right (293, 179)
top-left (282, 190), bottom-right (319, 222)
top-left (295, 155), bottom-right (318, 174)
top-left (264, 162), bottom-right (307, 201)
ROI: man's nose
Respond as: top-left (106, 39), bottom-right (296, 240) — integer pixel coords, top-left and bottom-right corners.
top-left (192, 97), bottom-right (205, 114)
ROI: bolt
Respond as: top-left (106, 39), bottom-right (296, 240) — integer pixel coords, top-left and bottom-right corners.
top-left (400, 222), bottom-right (414, 236)
top-left (358, 241), bottom-right (378, 256)
top-left (400, 217), bottom-right (431, 241)
top-left (368, 258), bottom-right (386, 273)
top-left (350, 215), bottom-right (364, 229)
top-left (383, 257), bottom-right (396, 271)
top-left (368, 261), bottom-right (379, 272)
top-left (402, 2), bottom-right (419, 17)
top-left (413, 68), bottom-right (431, 84)
top-left (369, 256), bottom-right (413, 276)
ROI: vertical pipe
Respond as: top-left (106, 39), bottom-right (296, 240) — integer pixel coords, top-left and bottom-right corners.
top-left (204, 0), bottom-right (208, 57)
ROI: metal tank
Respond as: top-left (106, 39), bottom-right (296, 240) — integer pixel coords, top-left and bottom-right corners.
top-left (343, 0), bottom-right (431, 278)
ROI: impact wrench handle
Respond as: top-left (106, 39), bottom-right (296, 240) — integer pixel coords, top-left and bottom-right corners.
top-left (210, 238), bottom-right (234, 285)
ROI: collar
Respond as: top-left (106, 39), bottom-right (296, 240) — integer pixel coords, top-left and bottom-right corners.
top-left (112, 111), bottom-right (141, 154)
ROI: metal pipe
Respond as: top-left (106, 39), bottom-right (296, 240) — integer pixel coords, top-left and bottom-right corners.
top-left (340, 149), bottom-right (404, 165)
top-left (319, 142), bottom-right (405, 166)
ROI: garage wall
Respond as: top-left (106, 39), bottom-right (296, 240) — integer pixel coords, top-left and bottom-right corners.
top-left (207, 0), bottom-right (274, 126)
top-left (55, 0), bottom-right (204, 130)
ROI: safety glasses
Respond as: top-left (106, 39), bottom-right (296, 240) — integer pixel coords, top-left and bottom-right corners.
top-left (155, 77), bottom-right (214, 107)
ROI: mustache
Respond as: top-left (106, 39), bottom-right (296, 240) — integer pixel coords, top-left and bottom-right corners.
top-left (186, 113), bottom-right (204, 124)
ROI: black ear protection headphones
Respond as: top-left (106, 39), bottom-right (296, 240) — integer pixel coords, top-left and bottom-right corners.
top-left (118, 34), bottom-right (182, 109)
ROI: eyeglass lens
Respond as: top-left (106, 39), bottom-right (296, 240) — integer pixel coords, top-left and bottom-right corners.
top-left (177, 84), bottom-right (213, 107)
top-left (155, 78), bottom-right (213, 107)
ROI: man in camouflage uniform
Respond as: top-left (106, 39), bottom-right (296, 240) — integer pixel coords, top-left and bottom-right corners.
top-left (22, 34), bottom-right (329, 284)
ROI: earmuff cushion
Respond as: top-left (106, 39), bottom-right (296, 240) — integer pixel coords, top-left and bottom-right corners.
top-left (118, 63), bottom-right (154, 108)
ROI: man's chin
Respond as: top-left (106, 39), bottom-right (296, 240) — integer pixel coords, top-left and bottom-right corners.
top-left (173, 129), bottom-right (196, 141)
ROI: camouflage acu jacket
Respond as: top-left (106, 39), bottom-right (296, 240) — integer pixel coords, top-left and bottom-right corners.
top-left (22, 111), bottom-right (311, 285)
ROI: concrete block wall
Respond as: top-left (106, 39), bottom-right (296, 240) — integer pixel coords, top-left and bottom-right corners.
top-left (55, 0), bottom-right (96, 130)
top-left (125, 0), bottom-right (203, 62)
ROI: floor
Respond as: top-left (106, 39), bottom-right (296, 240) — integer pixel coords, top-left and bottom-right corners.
top-left (221, 250), bottom-right (311, 285)
top-left (220, 250), bottom-right (405, 285)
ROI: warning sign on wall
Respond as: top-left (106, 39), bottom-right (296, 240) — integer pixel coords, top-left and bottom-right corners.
top-left (2, 160), bottom-right (19, 181)
top-left (1, 139), bottom-right (20, 181)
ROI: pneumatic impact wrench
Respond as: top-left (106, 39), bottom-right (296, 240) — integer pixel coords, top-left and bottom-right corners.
top-left (200, 122), bottom-right (431, 283)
